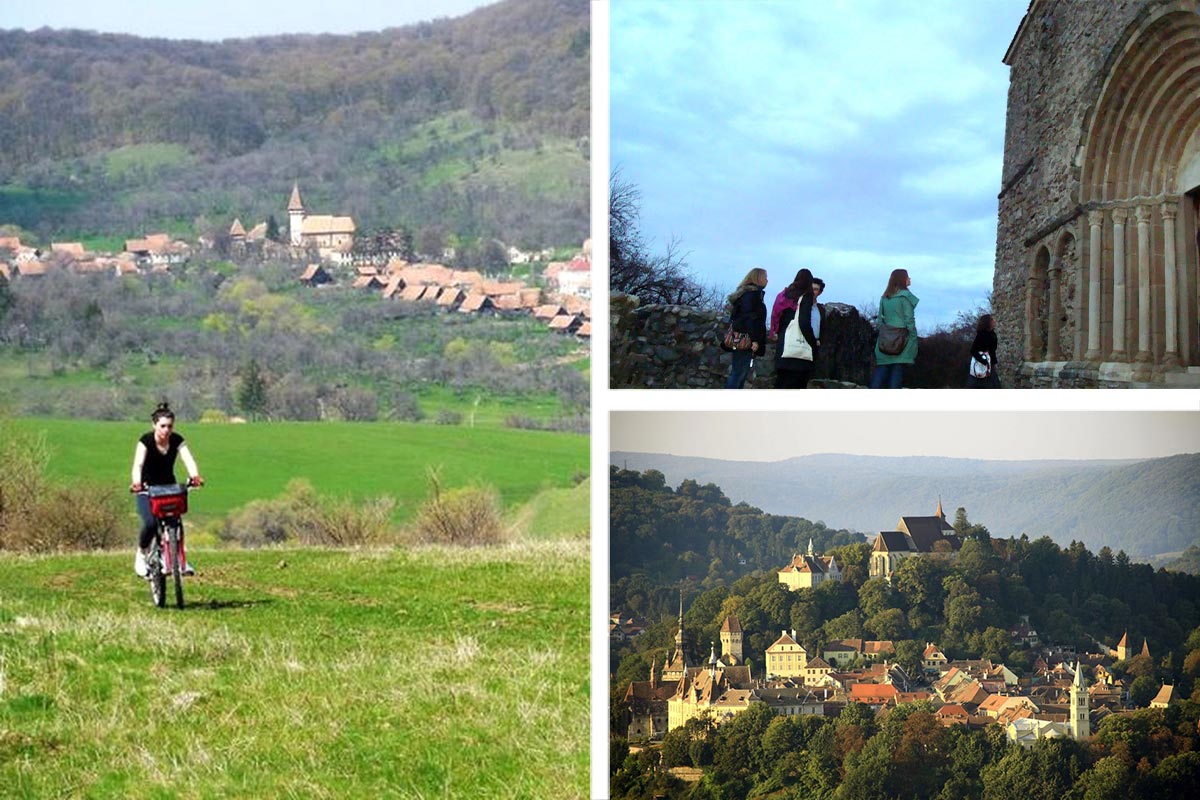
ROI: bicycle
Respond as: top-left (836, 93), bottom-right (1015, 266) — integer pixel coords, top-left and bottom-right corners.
top-left (138, 481), bottom-right (197, 609)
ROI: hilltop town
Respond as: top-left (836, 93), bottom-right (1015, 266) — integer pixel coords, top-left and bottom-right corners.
top-left (0, 182), bottom-right (591, 341)
top-left (609, 473), bottom-right (1200, 798)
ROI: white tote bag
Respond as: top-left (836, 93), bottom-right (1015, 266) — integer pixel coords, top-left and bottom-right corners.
top-left (970, 353), bottom-right (990, 379)
top-left (782, 312), bottom-right (813, 361)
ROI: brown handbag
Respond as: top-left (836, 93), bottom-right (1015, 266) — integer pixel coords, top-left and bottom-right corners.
top-left (723, 326), bottom-right (754, 351)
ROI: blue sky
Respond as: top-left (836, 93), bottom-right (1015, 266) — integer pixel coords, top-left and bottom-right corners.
top-left (2, 0), bottom-right (495, 40)
top-left (611, 0), bottom-right (1030, 331)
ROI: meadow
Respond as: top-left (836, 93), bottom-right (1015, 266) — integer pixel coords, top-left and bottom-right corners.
top-left (0, 541), bottom-right (589, 798)
top-left (8, 418), bottom-right (589, 528)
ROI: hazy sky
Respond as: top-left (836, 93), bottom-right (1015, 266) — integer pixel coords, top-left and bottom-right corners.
top-left (610, 0), bottom-right (1029, 331)
top-left (1, 0), bottom-right (497, 39)
top-left (611, 411), bottom-right (1200, 463)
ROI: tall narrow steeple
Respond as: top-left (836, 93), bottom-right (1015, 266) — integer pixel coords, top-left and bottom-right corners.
top-left (287, 181), bottom-right (305, 247)
top-left (935, 496), bottom-right (945, 520)
top-left (673, 589), bottom-right (687, 671)
top-left (1070, 661), bottom-right (1090, 739)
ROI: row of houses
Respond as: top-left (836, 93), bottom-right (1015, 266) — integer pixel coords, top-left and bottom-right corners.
top-left (299, 255), bottom-right (592, 340)
top-left (0, 232), bottom-right (189, 281)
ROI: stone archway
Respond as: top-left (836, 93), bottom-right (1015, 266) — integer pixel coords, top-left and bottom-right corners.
top-left (1051, 231), bottom-right (1077, 361)
top-left (1078, 2), bottom-right (1200, 368)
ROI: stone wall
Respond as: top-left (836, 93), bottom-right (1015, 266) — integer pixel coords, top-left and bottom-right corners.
top-left (610, 292), bottom-right (876, 389)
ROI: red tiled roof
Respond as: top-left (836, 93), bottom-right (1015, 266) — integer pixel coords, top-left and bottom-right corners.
top-left (459, 293), bottom-right (494, 313)
top-left (301, 215), bottom-right (356, 235)
top-left (51, 242), bottom-right (86, 257)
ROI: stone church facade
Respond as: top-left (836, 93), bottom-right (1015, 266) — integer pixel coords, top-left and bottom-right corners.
top-left (995, 1), bottom-right (1200, 387)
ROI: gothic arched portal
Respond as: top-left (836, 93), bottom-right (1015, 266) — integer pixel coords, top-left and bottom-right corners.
top-left (1077, 2), bottom-right (1200, 367)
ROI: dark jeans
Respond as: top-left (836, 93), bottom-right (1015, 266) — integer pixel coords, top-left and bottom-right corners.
top-left (135, 493), bottom-right (157, 550)
top-left (870, 363), bottom-right (906, 389)
top-left (725, 350), bottom-right (754, 388)
top-left (775, 362), bottom-right (813, 389)
top-left (966, 371), bottom-right (1002, 389)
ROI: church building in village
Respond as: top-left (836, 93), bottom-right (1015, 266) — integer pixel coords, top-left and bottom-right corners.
top-left (869, 501), bottom-right (962, 580)
top-left (287, 182), bottom-right (356, 264)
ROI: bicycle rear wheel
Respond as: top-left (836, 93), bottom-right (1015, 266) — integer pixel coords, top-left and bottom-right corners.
top-left (168, 523), bottom-right (185, 609)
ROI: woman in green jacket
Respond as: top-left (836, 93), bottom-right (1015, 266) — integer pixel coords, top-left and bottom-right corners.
top-left (870, 268), bottom-right (918, 388)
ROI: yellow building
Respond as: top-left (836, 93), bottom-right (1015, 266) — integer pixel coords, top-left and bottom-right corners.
top-left (765, 630), bottom-right (808, 679)
top-left (778, 539), bottom-right (842, 591)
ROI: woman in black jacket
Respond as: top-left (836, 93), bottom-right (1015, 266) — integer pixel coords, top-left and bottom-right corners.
top-left (724, 267), bottom-right (768, 388)
top-left (774, 269), bottom-right (818, 388)
top-left (966, 313), bottom-right (1000, 388)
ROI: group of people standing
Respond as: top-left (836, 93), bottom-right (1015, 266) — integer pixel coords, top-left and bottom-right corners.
top-left (723, 267), bottom-right (1000, 389)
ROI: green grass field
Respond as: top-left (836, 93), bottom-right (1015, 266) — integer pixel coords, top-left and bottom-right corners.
top-left (0, 541), bottom-right (588, 798)
top-left (9, 419), bottom-right (588, 528)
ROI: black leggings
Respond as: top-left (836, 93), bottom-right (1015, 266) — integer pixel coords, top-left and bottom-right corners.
top-left (135, 494), bottom-right (158, 550)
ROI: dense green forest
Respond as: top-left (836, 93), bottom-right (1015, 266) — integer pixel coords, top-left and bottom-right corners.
top-left (0, 262), bottom-right (588, 424)
top-left (610, 467), bottom-right (867, 588)
top-left (610, 469), bottom-right (1200, 798)
top-left (0, 0), bottom-right (588, 248)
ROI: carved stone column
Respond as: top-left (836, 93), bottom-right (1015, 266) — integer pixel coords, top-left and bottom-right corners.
top-left (1047, 256), bottom-right (1062, 361)
top-left (1024, 273), bottom-right (1037, 361)
top-left (1135, 205), bottom-right (1152, 363)
top-left (1161, 203), bottom-right (1180, 367)
top-left (1086, 210), bottom-right (1103, 360)
top-left (1110, 207), bottom-right (1128, 361)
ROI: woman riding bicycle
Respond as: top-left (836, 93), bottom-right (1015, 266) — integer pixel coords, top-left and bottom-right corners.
top-left (130, 402), bottom-right (204, 577)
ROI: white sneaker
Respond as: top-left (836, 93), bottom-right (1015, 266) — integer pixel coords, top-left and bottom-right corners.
top-left (134, 549), bottom-right (148, 578)
top-left (182, 562), bottom-right (196, 576)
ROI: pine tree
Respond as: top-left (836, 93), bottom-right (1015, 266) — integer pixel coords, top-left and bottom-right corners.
top-left (237, 359), bottom-right (268, 420)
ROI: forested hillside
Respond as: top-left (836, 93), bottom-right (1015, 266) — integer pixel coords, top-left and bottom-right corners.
top-left (611, 468), bottom-right (1200, 675)
top-left (0, 0), bottom-right (588, 247)
top-left (610, 451), bottom-right (1200, 559)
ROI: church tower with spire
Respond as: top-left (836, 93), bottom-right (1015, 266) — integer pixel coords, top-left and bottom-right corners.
top-left (288, 182), bottom-right (305, 247)
top-left (1070, 661), bottom-right (1091, 740)
top-left (661, 591), bottom-right (689, 682)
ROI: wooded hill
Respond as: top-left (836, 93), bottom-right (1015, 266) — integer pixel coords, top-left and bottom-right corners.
top-left (0, 0), bottom-right (588, 248)
top-left (610, 451), bottom-right (1200, 559)
top-left (611, 467), bottom-right (1200, 696)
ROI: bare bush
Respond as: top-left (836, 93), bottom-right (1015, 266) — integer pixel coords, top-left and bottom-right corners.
top-left (435, 409), bottom-right (463, 425)
top-left (295, 494), bottom-right (397, 546)
top-left (267, 375), bottom-right (322, 420)
top-left (390, 391), bottom-right (424, 422)
top-left (17, 484), bottom-right (125, 551)
top-left (219, 478), bottom-right (397, 547)
top-left (331, 386), bottom-right (379, 421)
top-left (411, 470), bottom-right (507, 546)
top-left (0, 423), bottom-right (123, 551)
top-left (219, 497), bottom-right (298, 547)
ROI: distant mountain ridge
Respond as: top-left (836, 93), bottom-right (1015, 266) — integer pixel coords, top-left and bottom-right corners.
top-left (0, 0), bottom-right (588, 246)
top-left (610, 451), bottom-right (1200, 558)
